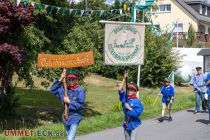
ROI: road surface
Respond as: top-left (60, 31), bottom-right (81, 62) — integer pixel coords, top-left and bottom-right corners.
top-left (77, 109), bottom-right (210, 140)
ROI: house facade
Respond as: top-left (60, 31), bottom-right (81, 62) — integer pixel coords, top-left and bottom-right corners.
top-left (150, 0), bottom-right (210, 46)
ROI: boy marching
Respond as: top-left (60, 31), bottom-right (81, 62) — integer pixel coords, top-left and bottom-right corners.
top-left (118, 72), bottom-right (144, 140)
top-left (158, 78), bottom-right (174, 122)
top-left (50, 69), bottom-right (85, 140)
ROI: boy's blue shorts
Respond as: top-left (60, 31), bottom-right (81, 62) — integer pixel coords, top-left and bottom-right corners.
top-left (162, 97), bottom-right (173, 105)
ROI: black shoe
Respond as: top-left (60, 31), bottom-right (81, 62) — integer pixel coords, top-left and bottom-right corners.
top-left (158, 117), bottom-right (164, 122)
top-left (168, 116), bottom-right (172, 121)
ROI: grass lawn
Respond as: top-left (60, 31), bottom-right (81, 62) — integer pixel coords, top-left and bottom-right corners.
top-left (0, 74), bottom-right (195, 140)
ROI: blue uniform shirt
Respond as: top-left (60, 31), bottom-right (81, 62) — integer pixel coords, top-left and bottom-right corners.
top-left (193, 74), bottom-right (207, 93)
top-left (119, 90), bottom-right (144, 131)
top-left (205, 73), bottom-right (210, 95)
top-left (50, 80), bottom-right (85, 126)
top-left (160, 85), bottom-right (174, 98)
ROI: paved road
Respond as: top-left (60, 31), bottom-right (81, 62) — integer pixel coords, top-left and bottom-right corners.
top-left (77, 109), bottom-right (210, 140)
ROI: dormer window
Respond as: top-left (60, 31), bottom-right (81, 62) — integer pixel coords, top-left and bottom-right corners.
top-left (200, 5), bottom-right (202, 14)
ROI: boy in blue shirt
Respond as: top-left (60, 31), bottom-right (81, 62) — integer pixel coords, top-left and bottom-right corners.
top-left (118, 72), bottom-right (144, 140)
top-left (205, 72), bottom-right (210, 123)
top-left (50, 69), bottom-right (85, 140)
top-left (158, 78), bottom-right (174, 122)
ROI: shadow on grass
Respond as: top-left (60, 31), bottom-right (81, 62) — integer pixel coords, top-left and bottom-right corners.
top-left (196, 119), bottom-right (210, 125)
top-left (0, 104), bottom-right (101, 133)
top-left (175, 82), bottom-right (191, 87)
top-left (0, 106), bottom-right (63, 132)
top-left (0, 88), bottom-right (101, 133)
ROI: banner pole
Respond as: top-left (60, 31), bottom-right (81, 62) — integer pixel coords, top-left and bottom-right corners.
top-left (137, 65), bottom-right (141, 97)
top-left (63, 69), bottom-right (69, 121)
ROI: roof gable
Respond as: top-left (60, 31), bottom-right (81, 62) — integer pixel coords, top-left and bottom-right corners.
top-left (197, 49), bottom-right (210, 56)
top-left (176, 0), bottom-right (210, 23)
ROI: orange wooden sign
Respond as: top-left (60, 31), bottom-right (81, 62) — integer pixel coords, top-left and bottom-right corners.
top-left (37, 51), bottom-right (94, 68)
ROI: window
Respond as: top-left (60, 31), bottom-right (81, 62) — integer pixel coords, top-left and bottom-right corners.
top-left (174, 23), bottom-right (183, 33)
top-left (166, 4), bottom-right (171, 11)
top-left (200, 5), bottom-right (202, 14)
top-left (159, 5), bottom-right (165, 11)
top-left (159, 4), bottom-right (171, 12)
top-left (205, 6), bottom-right (208, 16)
top-left (150, 4), bottom-right (171, 13)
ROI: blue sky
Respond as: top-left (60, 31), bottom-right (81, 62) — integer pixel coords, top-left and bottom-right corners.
top-left (107, 0), bottom-right (115, 5)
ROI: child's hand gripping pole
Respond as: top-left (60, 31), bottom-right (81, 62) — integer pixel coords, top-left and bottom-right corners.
top-left (63, 68), bottom-right (69, 121)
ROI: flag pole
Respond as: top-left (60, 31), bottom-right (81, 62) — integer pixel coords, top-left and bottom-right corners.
top-left (131, 5), bottom-right (141, 99)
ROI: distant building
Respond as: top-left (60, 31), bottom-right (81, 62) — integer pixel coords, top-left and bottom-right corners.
top-left (150, 0), bottom-right (210, 47)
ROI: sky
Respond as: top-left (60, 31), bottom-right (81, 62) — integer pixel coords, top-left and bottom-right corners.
top-left (106, 0), bottom-right (115, 5)
top-left (70, 0), bottom-right (115, 5)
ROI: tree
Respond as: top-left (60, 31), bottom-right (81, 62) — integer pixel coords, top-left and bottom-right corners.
top-left (140, 27), bottom-right (180, 87)
top-left (185, 24), bottom-right (196, 47)
top-left (62, 17), bottom-right (104, 80)
top-left (27, 0), bottom-right (110, 87)
top-left (0, 0), bottom-right (34, 115)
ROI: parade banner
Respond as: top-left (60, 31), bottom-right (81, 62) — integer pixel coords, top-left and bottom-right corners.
top-left (104, 21), bottom-right (145, 65)
top-left (37, 51), bottom-right (94, 68)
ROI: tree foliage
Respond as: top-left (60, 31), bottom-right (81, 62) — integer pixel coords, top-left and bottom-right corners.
top-left (0, 0), bottom-right (34, 115)
top-left (185, 23), bottom-right (202, 48)
top-left (186, 24), bottom-right (196, 47)
top-left (140, 28), bottom-right (180, 87)
top-left (22, 0), bottom-right (179, 88)
top-left (0, 0), bottom-right (181, 115)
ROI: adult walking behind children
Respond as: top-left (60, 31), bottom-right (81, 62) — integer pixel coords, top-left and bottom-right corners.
top-left (158, 78), bottom-right (174, 122)
top-left (193, 67), bottom-right (207, 113)
top-left (117, 72), bottom-right (144, 140)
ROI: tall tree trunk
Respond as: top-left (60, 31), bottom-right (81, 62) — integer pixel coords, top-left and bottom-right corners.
top-left (0, 61), bottom-right (13, 96)
top-left (0, 44), bottom-right (20, 97)
top-left (0, 61), bottom-right (15, 115)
